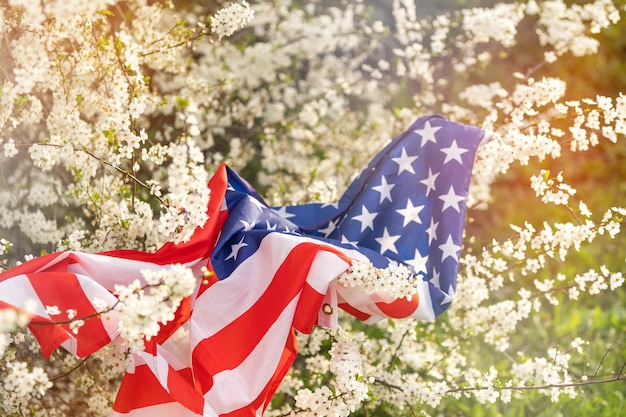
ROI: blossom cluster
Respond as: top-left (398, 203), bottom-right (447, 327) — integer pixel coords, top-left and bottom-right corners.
top-left (211, 1), bottom-right (255, 40)
top-left (294, 329), bottom-right (371, 417)
top-left (530, 169), bottom-right (578, 205)
top-left (1, 361), bottom-right (52, 411)
top-left (0, 238), bottom-right (12, 256)
top-left (0, 307), bottom-right (30, 358)
top-left (337, 260), bottom-right (419, 300)
top-left (1, 0), bottom-right (216, 253)
top-left (114, 264), bottom-right (197, 352)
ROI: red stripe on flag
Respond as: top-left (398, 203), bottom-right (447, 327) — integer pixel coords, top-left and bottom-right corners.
top-left (375, 294), bottom-right (419, 319)
top-left (28, 324), bottom-right (71, 360)
top-left (261, 328), bottom-right (298, 412)
top-left (113, 364), bottom-right (178, 413)
top-left (27, 272), bottom-right (111, 358)
top-left (167, 365), bottom-right (205, 415)
top-left (292, 282), bottom-right (325, 334)
top-left (294, 247), bottom-right (351, 333)
top-left (191, 242), bottom-right (323, 394)
top-left (152, 296), bottom-right (192, 345)
top-left (338, 302), bottom-right (372, 322)
top-left (219, 329), bottom-right (298, 417)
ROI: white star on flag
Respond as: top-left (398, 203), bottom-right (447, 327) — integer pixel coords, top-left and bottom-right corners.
top-left (319, 219), bottom-right (339, 237)
top-left (225, 235), bottom-right (248, 261)
top-left (440, 140), bottom-right (469, 165)
top-left (406, 249), bottom-right (428, 275)
top-left (240, 219), bottom-right (255, 232)
top-left (420, 168), bottom-right (439, 196)
top-left (438, 235), bottom-right (461, 262)
top-left (438, 186), bottom-right (464, 212)
top-left (284, 226), bottom-right (299, 234)
top-left (441, 284), bottom-right (456, 304)
top-left (372, 176), bottom-right (395, 203)
top-left (352, 205), bottom-right (377, 232)
top-left (396, 199), bottom-right (424, 227)
top-left (275, 206), bottom-right (296, 219)
top-left (413, 120), bottom-right (441, 146)
top-left (429, 268), bottom-right (441, 288)
top-left (375, 227), bottom-right (400, 254)
top-left (426, 218), bottom-right (439, 245)
top-left (340, 234), bottom-right (359, 247)
top-left (248, 196), bottom-right (266, 212)
top-left (392, 147), bottom-right (417, 175)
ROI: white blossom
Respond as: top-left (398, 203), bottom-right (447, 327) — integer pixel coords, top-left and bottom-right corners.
top-left (115, 264), bottom-right (197, 351)
top-left (211, 1), bottom-right (255, 40)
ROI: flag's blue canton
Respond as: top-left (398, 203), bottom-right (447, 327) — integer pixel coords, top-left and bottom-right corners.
top-left (211, 115), bottom-right (484, 317)
top-left (210, 167), bottom-right (302, 280)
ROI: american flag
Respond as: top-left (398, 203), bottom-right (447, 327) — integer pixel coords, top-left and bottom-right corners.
top-left (0, 115), bottom-right (484, 416)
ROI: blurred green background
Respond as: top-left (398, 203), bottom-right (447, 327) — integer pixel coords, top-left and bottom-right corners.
top-left (449, 1), bottom-right (626, 415)
top-left (344, 1), bottom-right (626, 415)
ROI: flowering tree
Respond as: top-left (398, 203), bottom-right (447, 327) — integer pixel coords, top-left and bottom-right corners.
top-left (1, 0), bottom-right (625, 415)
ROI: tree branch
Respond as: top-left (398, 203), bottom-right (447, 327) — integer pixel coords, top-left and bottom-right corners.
top-left (50, 357), bottom-right (90, 382)
top-left (446, 369), bottom-right (626, 394)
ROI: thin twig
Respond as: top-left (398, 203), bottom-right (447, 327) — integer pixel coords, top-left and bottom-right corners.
top-left (594, 347), bottom-right (612, 378)
top-left (617, 362), bottom-right (626, 380)
top-left (405, 401), bottom-right (418, 417)
top-left (140, 31), bottom-right (207, 57)
top-left (77, 148), bottom-right (169, 205)
top-left (29, 300), bottom-right (121, 326)
top-left (447, 372), bottom-right (626, 394)
top-left (387, 328), bottom-right (411, 372)
top-left (50, 357), bottom-right (89, 382)
top-left (16, 142), bottom-right (168, 207)
top-left (375, 371), bottom-right (626, 396)
top-left (374, 378), bottom-right (403, 391)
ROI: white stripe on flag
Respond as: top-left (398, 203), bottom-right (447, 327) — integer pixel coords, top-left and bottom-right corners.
top-left (190, 233), bottom-right (304, 344)
top-left (302, 249), bottom-right (350, 294)
top-left (202, 296), bottom-right (299, 414)
top-left (74, 273), bottom-right (121, 336)
top-left (0, 274), bottom-right (48, 317)
top-left (135, 348), bottom-right (172, 393)
top-left (158, 325), bottom-right (192, 371)
top-left (66, 252), bottom-right (207, 289)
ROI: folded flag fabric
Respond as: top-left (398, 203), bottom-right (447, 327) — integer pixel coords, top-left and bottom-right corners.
top-left (0, 115), bottom-right (485, 416)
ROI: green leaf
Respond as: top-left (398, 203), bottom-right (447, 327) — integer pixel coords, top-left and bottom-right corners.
top-left (102, 129), bottom-right (116, 145)
top-left (175, 96), bottom-right (190, 110)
